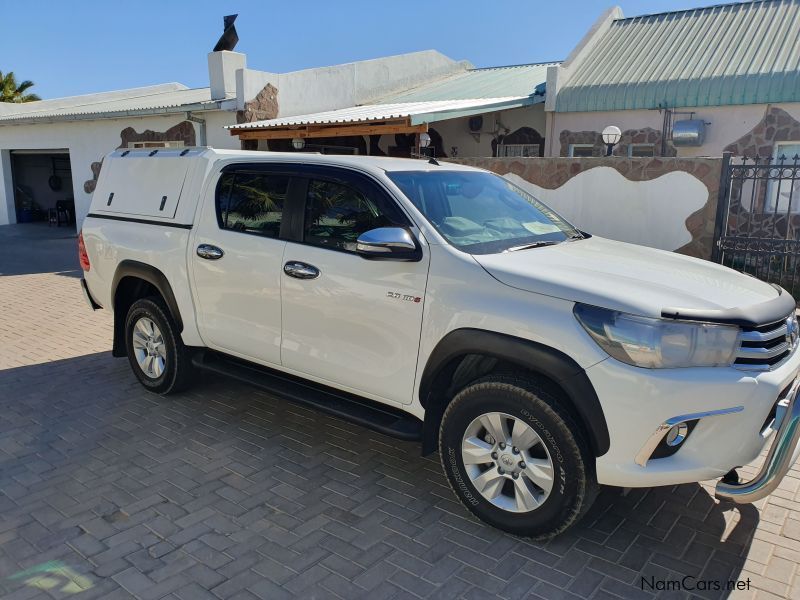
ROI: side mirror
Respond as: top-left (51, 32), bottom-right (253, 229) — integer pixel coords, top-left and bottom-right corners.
top-left (356, 227), bottom-right (422, 261)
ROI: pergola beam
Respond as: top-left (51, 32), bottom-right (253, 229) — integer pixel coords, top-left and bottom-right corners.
top-left (231, 120), bottom-right (428, 141)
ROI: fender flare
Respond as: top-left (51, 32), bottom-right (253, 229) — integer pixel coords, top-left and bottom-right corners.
top-left (419, 328), bottom-right (610, 457)
top-left (110, 260), bottom-right (184, 356)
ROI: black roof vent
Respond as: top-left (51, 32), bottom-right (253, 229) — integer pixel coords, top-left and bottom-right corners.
top-left (213, 14), bottom-right (239, 52)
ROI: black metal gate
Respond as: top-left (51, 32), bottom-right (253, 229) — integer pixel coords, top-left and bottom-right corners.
top-left (713, 153), bottom-right (800, 299)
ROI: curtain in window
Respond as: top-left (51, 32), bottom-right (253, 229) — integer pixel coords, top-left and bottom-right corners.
top-left (766, 143), bottom-right (800, 214)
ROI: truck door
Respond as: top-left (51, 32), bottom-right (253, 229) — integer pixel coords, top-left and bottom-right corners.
top-left (279, 167), bottom-right (429, 405)
top-left (190, 165), bottom-right (296, 365)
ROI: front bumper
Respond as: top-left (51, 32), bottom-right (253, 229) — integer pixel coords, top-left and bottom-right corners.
top-left (715, 377), bottom-right (800, 503)
top-left (588, 344), bottom-right (800, 488)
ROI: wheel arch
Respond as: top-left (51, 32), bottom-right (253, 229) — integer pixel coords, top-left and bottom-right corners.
top-left (419, 328), bottom-right (610, 458)
top-left (111, 260), bottom-right (183, 357)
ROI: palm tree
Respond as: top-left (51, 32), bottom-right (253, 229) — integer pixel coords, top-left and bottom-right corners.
top-left (0, 71), bottom-right (41, 103)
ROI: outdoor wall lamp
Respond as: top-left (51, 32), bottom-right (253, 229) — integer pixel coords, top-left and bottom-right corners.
top-left (291, 138), bottom-right (305, 150)
top-left (602, 125), bottom-right (621, 156)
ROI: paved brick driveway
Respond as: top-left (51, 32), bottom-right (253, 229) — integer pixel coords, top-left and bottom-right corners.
top-left (0, 223), bottom-right (799, 600)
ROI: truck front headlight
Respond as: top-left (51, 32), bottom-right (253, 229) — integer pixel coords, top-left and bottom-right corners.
top-left (574, 304), bottom-right (739, 368)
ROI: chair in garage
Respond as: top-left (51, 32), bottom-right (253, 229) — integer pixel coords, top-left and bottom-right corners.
top-left (54, 199), bottom-right (75, 227)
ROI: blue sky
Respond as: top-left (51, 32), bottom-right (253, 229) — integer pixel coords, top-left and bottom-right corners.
top-left (2, 0), bottom-right (740, 100)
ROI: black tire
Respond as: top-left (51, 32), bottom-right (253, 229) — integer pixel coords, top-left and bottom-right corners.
top-left (439, 375), bottom-right (598, 539)
top-left (124, 297), bottom-right (193, 395)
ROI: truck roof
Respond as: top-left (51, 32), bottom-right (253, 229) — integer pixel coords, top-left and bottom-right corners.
top-left (88, 147), bottom-right (485, 228)
top-left (205, 147), bottom-right (482, 174)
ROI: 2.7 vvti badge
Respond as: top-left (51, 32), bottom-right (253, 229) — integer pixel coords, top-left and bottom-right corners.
top-left (79, 147), bottom-right (800, 538)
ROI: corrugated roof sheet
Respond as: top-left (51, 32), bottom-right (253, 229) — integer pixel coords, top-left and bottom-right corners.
top-left (556, 0), bottom-right (800, 112)
top-left (228, 97), bottom-right (533, 130)
top-left (0, 83), bottom-right (220, 123)
top-left (381, 63), bottom-right (557, 102)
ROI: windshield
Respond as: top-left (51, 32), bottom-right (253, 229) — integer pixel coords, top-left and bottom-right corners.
top-left (387, 170), bottom-right (582, 255)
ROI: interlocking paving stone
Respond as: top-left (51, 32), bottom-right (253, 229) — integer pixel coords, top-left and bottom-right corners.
top-left (0, 223), bottom-right (799, 599)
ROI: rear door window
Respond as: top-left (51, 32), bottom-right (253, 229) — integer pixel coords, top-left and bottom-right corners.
top-left (216, 172), bottom-right (289, 239)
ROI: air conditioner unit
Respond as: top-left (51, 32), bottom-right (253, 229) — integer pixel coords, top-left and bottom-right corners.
top-left (468, 115), bottom-right (484, 132)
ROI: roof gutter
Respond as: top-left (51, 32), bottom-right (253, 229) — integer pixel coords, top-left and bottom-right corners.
top-left (0, 101), bottom-right (227, 126)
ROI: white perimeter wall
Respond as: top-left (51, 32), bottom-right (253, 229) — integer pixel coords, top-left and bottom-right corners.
top-left (504, 167), bottom-right (708, 251)
top-left (0, 111), bottom-right (240, 229)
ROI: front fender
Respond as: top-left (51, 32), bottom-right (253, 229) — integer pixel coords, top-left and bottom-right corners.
top-left (419, 328), bottom-right (610, 457)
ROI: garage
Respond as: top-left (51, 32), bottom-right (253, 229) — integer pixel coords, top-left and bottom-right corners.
top-left (9, 149), bottom-right (75, 230)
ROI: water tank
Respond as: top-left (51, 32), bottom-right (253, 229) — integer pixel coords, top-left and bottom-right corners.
top-left (672, 119), bottom-right (706, 146)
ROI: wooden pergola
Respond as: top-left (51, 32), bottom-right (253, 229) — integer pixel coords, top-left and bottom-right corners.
top-left (230, 117), bottom-right (428, 141)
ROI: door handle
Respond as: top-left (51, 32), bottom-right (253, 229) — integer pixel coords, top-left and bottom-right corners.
top-left (283, 261), bottom-right (320, 280)
top-left (196, 244), bottom-right (224, 260)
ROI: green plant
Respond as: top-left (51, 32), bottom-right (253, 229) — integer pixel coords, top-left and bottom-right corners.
top-left (0, 71), bottom-right (41, 103)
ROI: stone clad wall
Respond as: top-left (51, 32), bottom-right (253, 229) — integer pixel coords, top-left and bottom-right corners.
top-left (445, 156), bottom-right (723, 260)
top-left (237, 83), bottom-right (279, 125)
top-left (724, 106), bottom-right (800, 158)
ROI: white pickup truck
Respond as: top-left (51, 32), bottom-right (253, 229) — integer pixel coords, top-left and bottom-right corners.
top-left (80, 147), bottom-right (800, 538)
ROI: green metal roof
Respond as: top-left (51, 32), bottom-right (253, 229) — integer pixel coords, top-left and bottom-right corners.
top-left (381, 62), bottom-right (557, 102)
top-left (556, 0), bottom-right (800, 112)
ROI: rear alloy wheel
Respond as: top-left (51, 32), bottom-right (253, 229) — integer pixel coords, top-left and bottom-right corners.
top-left (440, 375), bottom-right (598, 539)
top-left (125, 297), bottom-right (192, 394)
top-left (131, 317), bottom-right (167, 379)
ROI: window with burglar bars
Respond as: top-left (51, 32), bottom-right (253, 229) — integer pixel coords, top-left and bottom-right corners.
top-left (714, 152), bottom-right (800, 300)
top-left (628, 144), bottom-right (655, 157)
top-left (498, 144), bottom-right (539, 158)
top-left (568, 144), bottom-right (594, 158)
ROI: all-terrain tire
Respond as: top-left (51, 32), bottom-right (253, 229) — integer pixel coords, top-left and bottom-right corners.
top-left (124, 297), bottom-right (193, 395)
top-left (439, 374), bottom-right (598, 539)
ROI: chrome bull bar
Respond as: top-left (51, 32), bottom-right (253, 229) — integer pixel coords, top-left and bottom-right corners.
top-left (716, 379), bottom-right (800, 503)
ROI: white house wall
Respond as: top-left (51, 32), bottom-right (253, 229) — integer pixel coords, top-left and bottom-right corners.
top-left (238, 51), bottom-right (468, 118)
top-left (547, 102), bottom-right (800, 157)
top-left (204, 111), bottom-right (241, 150)
top-left (372, 104), bottom-right (547, 159)
top-left (0, 151), bottom-right (13, 227)
top-left (0, 113), bottom-right (232, 229)
top-left (432, 105), bottom-right (546, 158)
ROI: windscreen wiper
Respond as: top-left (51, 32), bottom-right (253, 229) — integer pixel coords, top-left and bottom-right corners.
top-left (506, 240), bottom-right (560, 252)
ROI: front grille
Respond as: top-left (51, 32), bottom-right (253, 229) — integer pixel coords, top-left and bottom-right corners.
top-left (734, 315), bottom-right (794, 371)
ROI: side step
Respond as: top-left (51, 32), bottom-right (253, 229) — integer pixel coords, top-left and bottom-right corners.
top-left (191, 350), bottom-right (423, 441)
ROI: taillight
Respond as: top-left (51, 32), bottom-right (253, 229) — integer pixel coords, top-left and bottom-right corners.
top-left (78, 232), bottom-right (91, 272)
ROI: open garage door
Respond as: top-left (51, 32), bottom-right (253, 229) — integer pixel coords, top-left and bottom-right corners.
top-left (10, 149), bottom-right (75, 232)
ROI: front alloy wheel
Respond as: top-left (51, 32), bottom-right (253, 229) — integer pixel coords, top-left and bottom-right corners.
top-left (461, 412), bottom-right (554, 513)
top-left (440, 375), bottom-right (598, 539)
